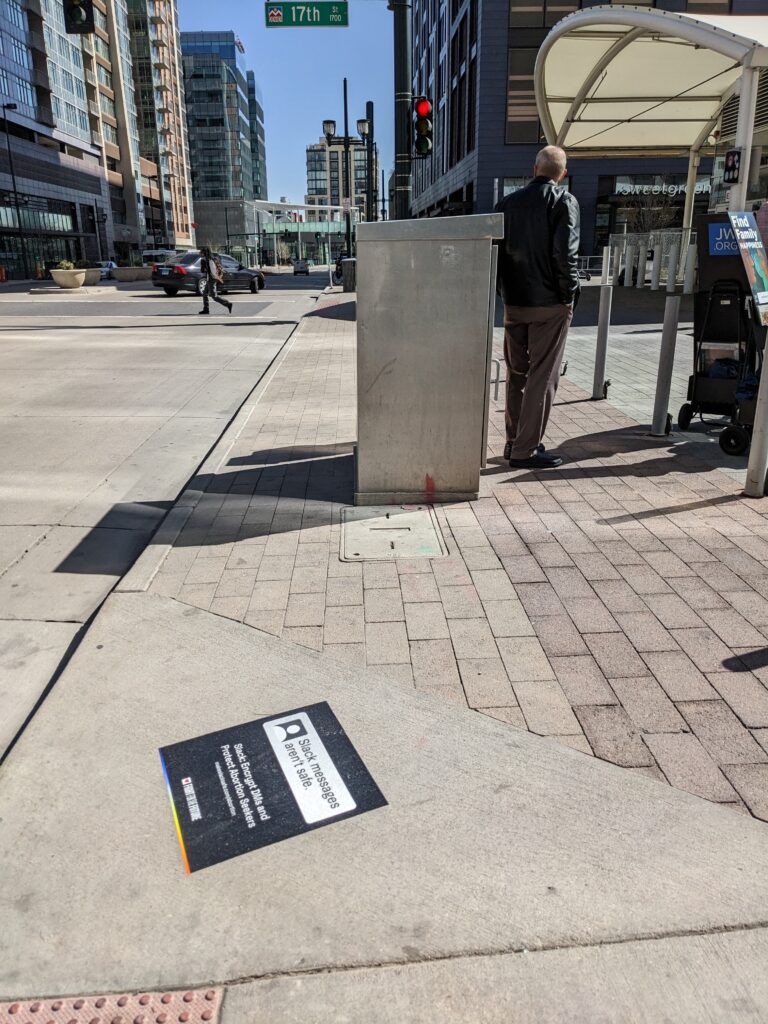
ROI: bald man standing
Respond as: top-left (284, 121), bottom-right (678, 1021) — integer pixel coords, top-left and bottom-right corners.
top-left (495, 145), bottom-right (580, 469)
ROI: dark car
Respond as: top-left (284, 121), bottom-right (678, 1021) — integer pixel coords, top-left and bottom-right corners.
top-left (152, 250), bottom-right (266, 296)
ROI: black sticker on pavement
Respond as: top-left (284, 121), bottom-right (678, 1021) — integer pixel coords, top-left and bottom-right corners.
top-left (159, 702), bottom-right (387, 873)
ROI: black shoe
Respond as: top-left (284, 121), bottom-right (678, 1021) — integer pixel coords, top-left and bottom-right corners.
top-left (509, 451), bottom-right (563, 469)
top-left (505, 441), bottom-right (544, 460)
top-left (199, 309), bottom-right (209, 315)
top-left (227, 301), bottom-right (233, 314)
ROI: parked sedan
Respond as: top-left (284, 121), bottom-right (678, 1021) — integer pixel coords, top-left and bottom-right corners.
top-left (293, 259), bottom-right (310, 276)
top-left (152, 251), bottom-right (265, 296)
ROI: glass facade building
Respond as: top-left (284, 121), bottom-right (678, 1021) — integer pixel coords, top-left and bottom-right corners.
top-left (128, 0), bottom-right (194, 249)
top-left (181, 31), bottom-right (253, 201)
top-left (411, 0), bottom-right (762, 254)
top-left (305, 136), bottom-right (377, 220)
top-left (0, 0), bottom-right (152, 277)
top-left (247, 70), bottom-right (268, 200)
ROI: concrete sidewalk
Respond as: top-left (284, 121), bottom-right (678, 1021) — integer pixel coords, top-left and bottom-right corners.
top-left (4, 291), bottom-right (768, 1018)
top-left (143, 290), bottom-right (768, 822)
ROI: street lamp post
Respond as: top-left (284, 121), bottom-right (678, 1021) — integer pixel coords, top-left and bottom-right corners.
top-left (2, 103), bottom-right (30, 279)
top-left (322, 81), bottom-right (353, 256)
top-left (224, 206), bottom-right (231, 253)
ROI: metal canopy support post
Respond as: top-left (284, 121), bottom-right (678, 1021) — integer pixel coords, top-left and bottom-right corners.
top-left (612, 245), bottom-right (622, 285)
top-left (683, 242), bottom-right (697, 294)
top-left (729, 66), bottom-right (760, 213)
top-left (666, 243), bottom-right (679, 293)
top-left (592, 284), bottom-right (613, 400)
top-left (743, 68), bottom-right (768, 494)
top-left (651, 294), bottom-right (681, 435)
top-left (680, 147), bottom-right (700, 257)
top-left (389, 0), bottom-right (412, 219)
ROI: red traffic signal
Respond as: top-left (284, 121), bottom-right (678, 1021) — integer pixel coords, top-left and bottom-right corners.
top-left (413, 96), bottom-right (433, 158)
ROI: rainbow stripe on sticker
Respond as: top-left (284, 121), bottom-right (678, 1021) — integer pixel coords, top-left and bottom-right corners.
top-left (159, 752), bottom-right (191, 875)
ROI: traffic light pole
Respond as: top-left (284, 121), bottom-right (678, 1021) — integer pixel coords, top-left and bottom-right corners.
top-left (389, 0), bottom-right (412, 220)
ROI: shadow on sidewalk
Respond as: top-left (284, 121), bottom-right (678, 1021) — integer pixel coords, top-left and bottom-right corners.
top-left (307, 300), bottom-right (356, 321)
top-left (483, 424), bottom-right (746, 484)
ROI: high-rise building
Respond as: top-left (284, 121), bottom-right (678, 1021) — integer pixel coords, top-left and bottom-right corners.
top-left (305, 136), bottom-right (377, 219)
top-left (246, 71), bottom-right (268, 201)
top-left (0, 0), bottom-right (151, 276)
top-left (410, 0), bottom-right (759, 253)
top-left (127, 0), bottom-right (194, 250)
top-left (181, 31), bottom-right (258, 247)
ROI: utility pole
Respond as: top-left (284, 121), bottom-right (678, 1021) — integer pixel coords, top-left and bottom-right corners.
top-left (388, 0), bottom-right (412, 220)
top-left (365, 101), bottom-right (375, 222)
top-left (342, 77), bottom-right (352, 255)
top-left (381, 168), bottom-right (387, 221)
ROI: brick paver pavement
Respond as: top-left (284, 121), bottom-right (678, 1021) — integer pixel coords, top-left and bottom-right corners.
top-left (150, 291), bottom-right (768, 821)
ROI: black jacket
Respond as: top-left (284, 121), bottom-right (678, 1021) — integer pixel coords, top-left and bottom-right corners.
top-left (495, 176), bottom-right (580, 307)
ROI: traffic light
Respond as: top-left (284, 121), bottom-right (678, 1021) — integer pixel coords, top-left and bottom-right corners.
top-left (413, 97), bottom-right (433, 158)
top-left (63, 0), bottom-right (94, 34)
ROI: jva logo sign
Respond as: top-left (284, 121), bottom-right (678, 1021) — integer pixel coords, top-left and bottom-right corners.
top-left (708, 223), bottom-right (739, 256)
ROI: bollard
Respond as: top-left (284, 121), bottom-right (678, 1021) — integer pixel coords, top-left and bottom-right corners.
top-left (341, 257), bottom-right (356, 292)
top-left (683, 242), bottom-right (697, 295)
top-left (666, 243), bottom-right (679, 294)
top-left (592, 283), bottom-right (613, 400)
top-left (635, 246), bottom-right (648, 290)
top-left (612, 246), bottom-right (622, 285)
top-left (623, 245), bottom-right (636, 288)
top-left (601, 245), bottom-right (610, 285)
top-left (650, 247), bottom-right (662, 291)
top-left (650, 294), bottom-right (681, 436)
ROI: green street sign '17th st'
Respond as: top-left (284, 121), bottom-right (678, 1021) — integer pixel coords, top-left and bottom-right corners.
top-left (265, 2), bottom-right (348, 26)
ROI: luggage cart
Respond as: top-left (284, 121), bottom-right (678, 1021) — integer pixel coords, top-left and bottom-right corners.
top-left (677, 280), bottom-right (754, 436)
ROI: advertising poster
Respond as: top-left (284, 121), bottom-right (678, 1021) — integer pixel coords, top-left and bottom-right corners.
top-left (728, 211), bottom-right (768, 327)
top-left (159, 702), bottom-right (387, 873)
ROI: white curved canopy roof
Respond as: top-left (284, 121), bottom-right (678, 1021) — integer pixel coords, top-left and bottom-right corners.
top-left (535, 5), bottom-right (768, 153)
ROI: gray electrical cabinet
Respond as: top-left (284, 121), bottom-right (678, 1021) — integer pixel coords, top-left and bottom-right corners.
top-left (355, 214), bottom-right (503, 506)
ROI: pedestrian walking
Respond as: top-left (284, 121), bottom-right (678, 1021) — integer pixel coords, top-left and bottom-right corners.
top-left (199, 247), bottom-right (232, 315)
top-left (495, 145), bottom-right (580, 468)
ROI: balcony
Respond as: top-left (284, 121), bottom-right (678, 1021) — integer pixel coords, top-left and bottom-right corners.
top-left (31, 67), bottom-right (50, 91)
top-left (150, 34), bottom-right (167, 47)
top-left (82, 36), bottom-right (94, 55)
top-left (27, 28), bottom-right (45, 52)
top-left (153, 55), bottom-right (170, 71)
top-left (89, 101), bottom-right (101, 118)
top-left (37, 102), bottom-right (54, 126)
top-left (150, 11), bottom-right (163, 22)
top-left (24, 0), bottom-right (43, 17)
top-left (85, 69), bottom-right (97, 87)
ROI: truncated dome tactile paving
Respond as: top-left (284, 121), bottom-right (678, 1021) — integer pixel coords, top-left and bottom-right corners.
top-left (0, 988), bottom-right (223, 1024)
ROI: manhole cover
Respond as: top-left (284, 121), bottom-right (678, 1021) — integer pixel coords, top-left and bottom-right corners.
top-left (341, 505), bottom-right (448, 561)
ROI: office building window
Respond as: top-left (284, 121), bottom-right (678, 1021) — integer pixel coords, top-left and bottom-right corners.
top-left (506, 48), bottom-right (539, 144)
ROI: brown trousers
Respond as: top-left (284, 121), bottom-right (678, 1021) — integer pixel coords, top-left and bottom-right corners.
top-left (503, 303), bottom-right (573, 459)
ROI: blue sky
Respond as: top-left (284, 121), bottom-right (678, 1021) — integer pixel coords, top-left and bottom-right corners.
top-left (180, 0), bottom-right (394, 204)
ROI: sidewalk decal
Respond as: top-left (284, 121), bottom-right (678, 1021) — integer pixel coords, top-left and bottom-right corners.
top-left (159, 702), bottom-right (387, 872)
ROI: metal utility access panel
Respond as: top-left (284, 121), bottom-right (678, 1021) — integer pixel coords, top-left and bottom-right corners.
top-left (355, 214), bottom-right (503, 506)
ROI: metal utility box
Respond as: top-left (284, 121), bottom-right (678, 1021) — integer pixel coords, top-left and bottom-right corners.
top-left (355, 214), bottom-right (503, 505)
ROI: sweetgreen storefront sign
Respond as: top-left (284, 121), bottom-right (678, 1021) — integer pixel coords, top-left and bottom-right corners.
top-left (265, 2), bottom-right (348, 26)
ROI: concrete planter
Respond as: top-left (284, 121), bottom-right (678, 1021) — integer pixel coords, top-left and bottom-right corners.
top-left (133, 268), bottom-right (153, 281)
top-left (112, 268), bottom-right (138, 282)
top-left (82, 269), bottom-right (101, 286)
top-left (50, 269), bottom-right (85, 290)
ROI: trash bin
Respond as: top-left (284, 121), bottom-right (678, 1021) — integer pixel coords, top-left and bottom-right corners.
top-left (342, 257), bottom-right (356, 292)
top-left (355, 213), bottom-right (503, 505)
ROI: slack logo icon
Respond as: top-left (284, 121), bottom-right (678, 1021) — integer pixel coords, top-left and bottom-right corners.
top-left (273, 719), bottom-right (308, 743)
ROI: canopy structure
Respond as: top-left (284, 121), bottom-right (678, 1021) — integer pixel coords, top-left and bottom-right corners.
top-left (535, 6), bottom-right (768, 214)
top-left (536, 6), bottom-right (768, 500)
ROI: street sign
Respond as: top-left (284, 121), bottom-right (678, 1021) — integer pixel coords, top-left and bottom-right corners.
top-left (265, 1), bottom-right (348, 26)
